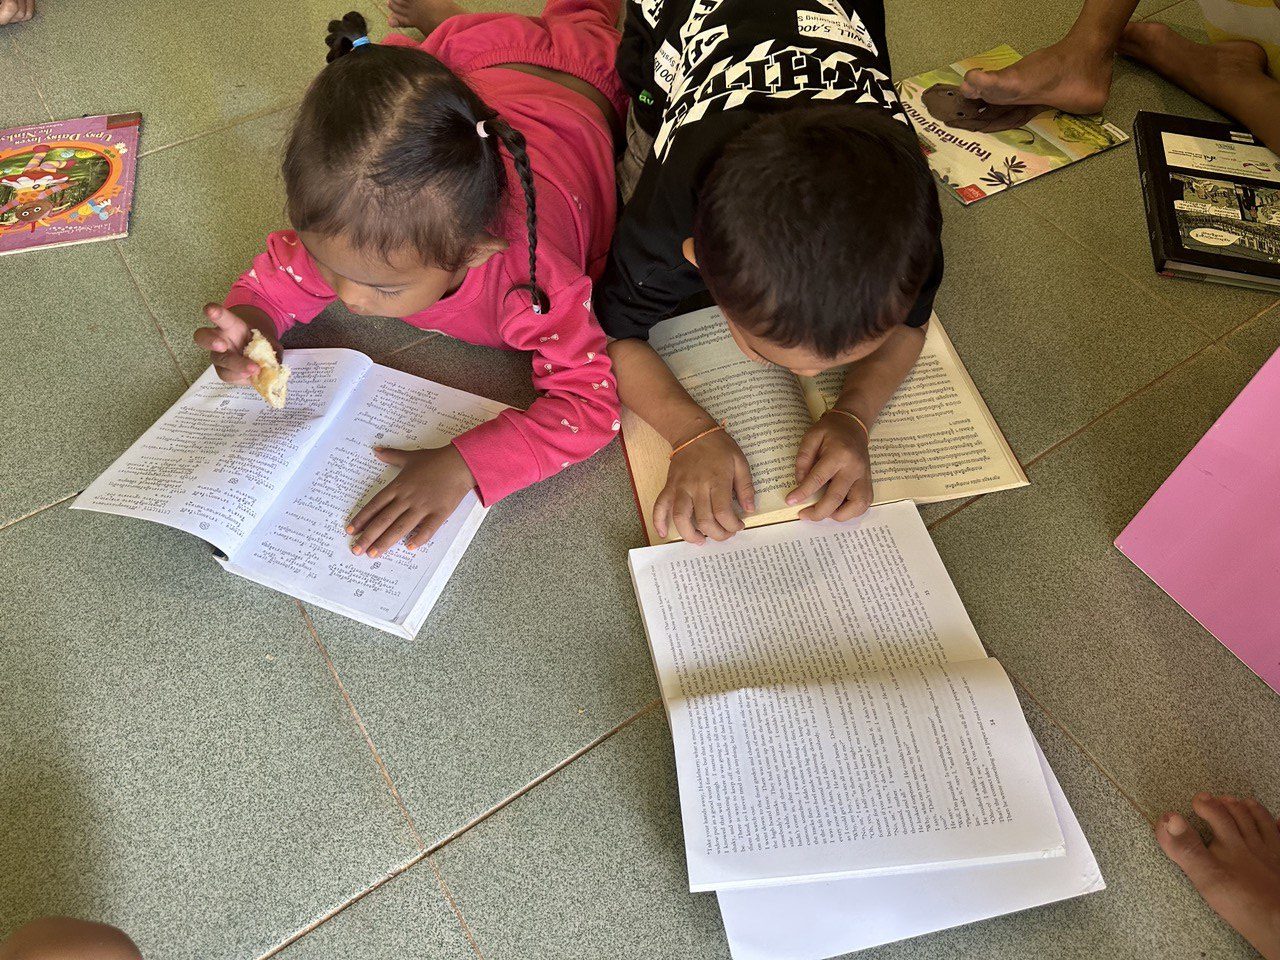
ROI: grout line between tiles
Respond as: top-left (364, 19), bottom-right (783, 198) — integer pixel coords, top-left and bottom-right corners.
top-left (0, 492), bottom-right (78, 533)
top-left (376, 331), bottom-right (443, 363)
top-left (1011, 191), bottom-right (1229, 341)
top-left (1006, 667), bottom-right (1160, 825)
top-left (423, 857), bottom-right (486, 960)
top-left (254, 848), bottom-right (432, 960)
top-left (113, 240), bottom-right (193, 388)
top-left (296, 601), bottom-right (427, 850)
top-left (138, 98), bottom-right (302, 159)
top-left (254, 698), bottom-right (660, 959)
top-left (1024, 297), bottom-right (1277, 471)
top-left (424, 699), bottom-right (664, 854)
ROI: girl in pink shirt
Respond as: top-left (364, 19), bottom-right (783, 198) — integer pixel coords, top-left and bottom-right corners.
top-left (194, 2), bottom-right (626, 559)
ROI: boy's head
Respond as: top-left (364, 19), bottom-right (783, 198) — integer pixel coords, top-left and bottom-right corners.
top-left (690, 105), bottom-right (941, 376)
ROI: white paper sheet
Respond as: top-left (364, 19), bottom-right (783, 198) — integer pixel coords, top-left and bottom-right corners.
top-left (716, 742), bottom-right (1105, 960)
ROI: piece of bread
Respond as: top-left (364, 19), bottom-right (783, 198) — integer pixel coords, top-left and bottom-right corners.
top-left (244, 329), bottom-right (290, 409)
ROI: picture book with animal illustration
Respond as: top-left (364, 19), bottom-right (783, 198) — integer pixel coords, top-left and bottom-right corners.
top-left (629, 501), bottom-right (1068, 892)
top-left (897, 46), bottom-right (1128, 204)
top-left (0, 113), bottom-right (140, 256)
top-left (1134, 111), bottom-right (1280, 291)
top-left (74, 350), bottom-right (509, 639)
top-left (619, 308), bottom-right (1028, 545)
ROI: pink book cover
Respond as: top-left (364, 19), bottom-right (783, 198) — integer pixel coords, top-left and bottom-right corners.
top-left (1115, 347), bottom-right (1280, 694)
top-left (0, 112), bottom-right (141, 256)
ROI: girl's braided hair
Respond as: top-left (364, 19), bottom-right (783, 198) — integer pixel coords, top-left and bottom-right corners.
top-left (285, 11), bottom-right (549, 313)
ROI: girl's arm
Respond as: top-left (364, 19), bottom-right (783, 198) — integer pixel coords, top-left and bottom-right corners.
top-left (223, 230), bottom-right (336, 339)
top-left (452, 273), bottom-right (620, 505)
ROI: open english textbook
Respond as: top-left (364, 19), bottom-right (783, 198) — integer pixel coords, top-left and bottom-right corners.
top-left (74, 350), bottom-right (508, 638)
top-left (629, 501), bottom-right (1067, 892)
top-left (619, 308), bottom-right (1027, 544)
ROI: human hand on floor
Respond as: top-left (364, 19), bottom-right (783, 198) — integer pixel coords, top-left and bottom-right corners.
top-left (655, 426), bottom-right (755, 545)
top-left (347, 444), bottom-right (477, 558)
top-left (788, 409), bottom-right (873, 522)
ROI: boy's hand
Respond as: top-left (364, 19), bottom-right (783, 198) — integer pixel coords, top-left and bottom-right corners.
top-left (787, 410), bottom-right (873, 522)
top-left (194, 303), bottom-right (275, 384)
top-left (655, 429), bottom-right (756, 545)
top-left (347, 444), bottom-right (477, 558)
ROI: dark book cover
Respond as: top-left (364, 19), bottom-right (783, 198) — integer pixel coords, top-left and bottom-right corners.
top-left (1134, 111), bottom-right (1280, 291)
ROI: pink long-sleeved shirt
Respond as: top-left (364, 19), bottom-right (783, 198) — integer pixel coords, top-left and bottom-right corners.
top-left (226, 2), bottom-right (627, 505)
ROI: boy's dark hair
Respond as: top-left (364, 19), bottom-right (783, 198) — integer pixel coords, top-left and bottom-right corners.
top-left (284, 11), bottom-right (549, 313)
top-left (692, 106), bottom-right (941, 357)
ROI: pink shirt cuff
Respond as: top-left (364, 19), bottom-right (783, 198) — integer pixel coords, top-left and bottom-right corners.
top-left (452, 412), bottom-right (543, 506)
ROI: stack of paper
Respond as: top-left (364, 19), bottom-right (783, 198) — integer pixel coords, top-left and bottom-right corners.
top-left (628, 503), bottom-right (1105, 957)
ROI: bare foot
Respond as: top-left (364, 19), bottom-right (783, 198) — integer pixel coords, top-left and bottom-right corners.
top-left (960, 33), bottom-right (1115, 115)
top-left (386, 0), bottom-right (463, 33)
top-left (1156, 793), bottom-right (1280, 960)
top-left (0, 0), bottom-right (35, 25)
top-left (1118, 21), bottom-right (1269, 102)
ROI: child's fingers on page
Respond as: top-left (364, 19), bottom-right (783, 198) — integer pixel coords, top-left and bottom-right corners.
top-left (672, 492), bottom-right (705, 545)
top-left (733, 456), bottom-right (756, 514)
top-left (351, 502), bottom-right (408, 556)
top-left (831, 476), bottom-right (873, 522)
top-left (367, 510), bottom-right (422, 558)
top-left (652, 488), bottom-right (674, 539)
top-left (694, 489), bottom-right (732, 542)
top-left (793, 429), bottom-right (823, 482)
top-left (787, 457), bottom-right (838, 505)
top-left (406, 514), bottom-right (445, 551)
top-left (711, 483), bottom-right (743, 534)
top-left (348, 486), bottom-right (398, 535)
top-left (802, 474), bottom-right (850, 522)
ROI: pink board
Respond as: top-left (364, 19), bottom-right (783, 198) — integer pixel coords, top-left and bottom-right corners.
top-left (1116, 347), bottom-right (1280, 693)
top-left (0, 113), bottom-right (140, 256)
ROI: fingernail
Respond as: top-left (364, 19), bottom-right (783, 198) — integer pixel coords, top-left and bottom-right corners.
top-left (345, 525), bottom-right (355, 534)
top-left (352, 546), bottom-right (363, 555)
top-left (785, 496), bottom-right (797, 505)
top-left (368, 549), bottom-right (378, 558)
top-left (1166, 813), bottom-right (1188, 836)
top-left (1195, 792), bottom-right (1212, 803)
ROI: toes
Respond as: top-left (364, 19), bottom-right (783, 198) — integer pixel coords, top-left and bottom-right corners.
top-left (1246, 798), bottom-right (1280, 854)
top-left (1223, 795), bottom-right (1265, 847)
top-left (1195, 793), bottom-right (1246, 848)
top-left (1157, 812), bottom-right (1221, 883)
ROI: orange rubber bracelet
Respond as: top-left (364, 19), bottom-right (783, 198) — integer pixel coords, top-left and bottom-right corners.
top-left (669, 423), bottom-right (726, 460)
top-left (827, 407), bottom-right (869, 438)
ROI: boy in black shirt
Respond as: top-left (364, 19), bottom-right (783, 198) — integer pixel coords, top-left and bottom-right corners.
top-left (596, 0), bottom-right (944, 545)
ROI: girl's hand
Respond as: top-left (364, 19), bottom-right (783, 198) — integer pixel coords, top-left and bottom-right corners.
top-left (347, 445), bottom-right (477, 558)
top-left (655, 428), bottom-right (755, 545)
top-left (787, 410), bottom-right (873, 522)
top-left (194, 303), bottom-right (278, 384)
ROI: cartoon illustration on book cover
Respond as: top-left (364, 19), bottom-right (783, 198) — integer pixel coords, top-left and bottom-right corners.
top-left (0, 113), bottom-right (141, 255)
top-left (897, 46), bottom-right (1128, 204)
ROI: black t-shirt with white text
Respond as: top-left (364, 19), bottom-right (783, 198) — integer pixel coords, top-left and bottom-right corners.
top-left (596, 0), bottom-right (943, 339)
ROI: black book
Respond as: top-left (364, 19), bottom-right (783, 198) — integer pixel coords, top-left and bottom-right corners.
top-left (1134, 111), bottom-right (1280, 292)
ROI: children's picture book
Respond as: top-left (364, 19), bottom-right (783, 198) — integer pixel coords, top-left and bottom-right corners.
top-left (1134, 111), bottom-right (1280, 291)
top-left (896, 46), bottom-right (1128, 204)
top-left (628, 501), bottom-right (1068, 892)
top-left (619, 308), bottom-right (1028, 545)
top-left (74, 350), bottom-right (509, 639)
top-left (717, 741), bottom-right (1104, 959)
top-left (0, 113), bottom-right (141, 256)
top-left (1116, 345), bottom-right (1280, 695)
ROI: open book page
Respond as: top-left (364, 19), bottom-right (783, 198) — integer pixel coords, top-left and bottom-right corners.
top-left (717, 741), bottom-right (1104, 960)
top-left (619, 306), bottom-right (815, 542)
top-left (629, 503), bottom-right (1061, 889)
top-left (801, 317), bottom-right (1027, 505)
top-left (223, 363), bottom-right (508, 633)
top-left (73, 349), bottom-right (372, 555)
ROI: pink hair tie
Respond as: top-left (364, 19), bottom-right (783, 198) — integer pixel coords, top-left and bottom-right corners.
top-left (476, 121), bottom-right (490, 139)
